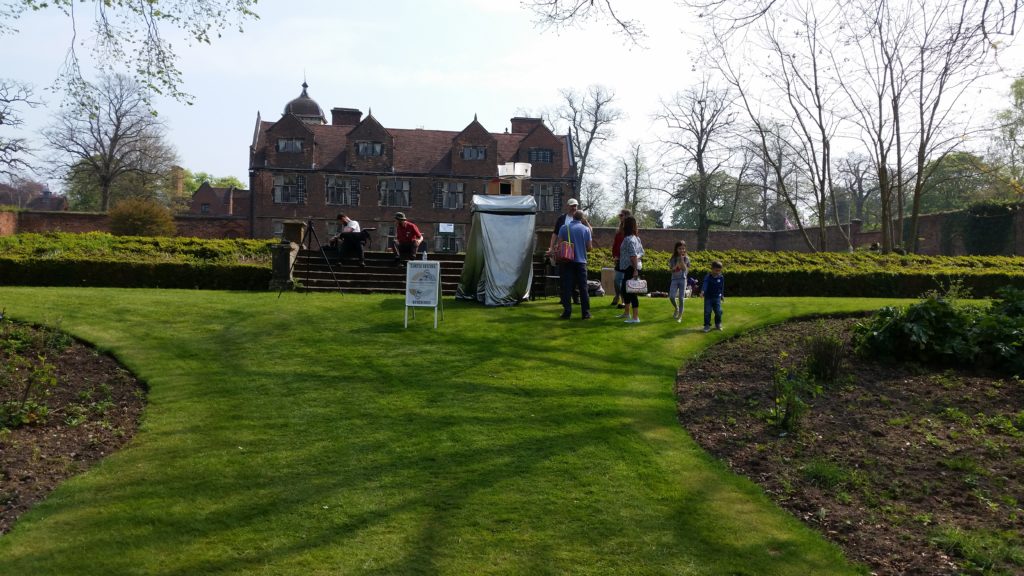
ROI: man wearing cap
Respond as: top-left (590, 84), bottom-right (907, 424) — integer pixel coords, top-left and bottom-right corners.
top-left (548, 198), bottom-right (581, 255)
top-left (557, 210), bottom-right (594, 319)
top-left (392, 212), bottom-right (424, 263)
top-left (548, 198), bottom-right (590, 305)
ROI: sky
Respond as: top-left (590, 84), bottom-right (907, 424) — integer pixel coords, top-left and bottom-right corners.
top-left (3, 0), bottom-right (1023, 203)
top-left (1, 0), bottom-right (706, 191)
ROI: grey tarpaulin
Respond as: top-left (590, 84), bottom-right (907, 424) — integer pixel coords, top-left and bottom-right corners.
top-left (456, 194), bottom-right (537, 306)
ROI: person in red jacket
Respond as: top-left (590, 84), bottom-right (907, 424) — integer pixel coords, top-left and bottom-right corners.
top-left (392, 212), bottom-right (424, 263)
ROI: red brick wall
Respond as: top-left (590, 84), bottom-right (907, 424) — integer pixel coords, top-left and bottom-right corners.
top-left (175, 216), bottom-right (250, 239)
top-left (849, 212), bottom-right (971, 255)
top-left (0, 211), bottom-right (16, 236)
top-left (9, 208), bottom-right (1024, 255)
top-left (17, 211), bottom-right (111, 234)
top-left (6, 210), bottom-right (251, 239)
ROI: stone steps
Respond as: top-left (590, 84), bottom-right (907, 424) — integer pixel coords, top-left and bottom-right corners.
top-left (287, 250), bottom-right (553, 297)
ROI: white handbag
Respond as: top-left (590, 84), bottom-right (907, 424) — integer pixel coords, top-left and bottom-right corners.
top-left (625, 278), bottom-right (648, 294)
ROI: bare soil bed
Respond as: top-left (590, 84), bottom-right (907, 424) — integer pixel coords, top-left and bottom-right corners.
top-left (678, 316), bottom-right (1024, 575)
top-left (0, 321), bottom-right (145, 534)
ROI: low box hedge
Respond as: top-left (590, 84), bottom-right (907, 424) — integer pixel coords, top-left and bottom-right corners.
top-left (0, 257), bottom-right (272, 291)
top-left (0, 232), bottom-right (274, 264)
top-left (585, 248), bottom-right (1024, 298)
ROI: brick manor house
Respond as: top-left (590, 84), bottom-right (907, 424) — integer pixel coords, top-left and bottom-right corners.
top-left (249, 83), bottom-right (577, 252)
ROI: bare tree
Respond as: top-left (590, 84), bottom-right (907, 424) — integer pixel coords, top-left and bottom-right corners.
top-left (0, 79), bottom-right (39, 178)
top-left (692, 0), bottom-right (1024, 41)
top-left (613, 142), bottom-right (658, 222)
top-left (990, 77), bottom-right (1024, 187)
top-left (552, 85), bottom-right (625, 217)
top-left (710, 32), bottom-right (819, 249)
top-left (759, 3), bottom-right (854, 249)
top-left (44, 74), bottom-right (177, 212)
top-left (1, 1), bottom-right (258, 104)
top-left (905, 0), bottom-right (995, 251)
top-left (522, 0), bottom-right (646, 44)
top-left (0, 175), bottom-right (45, 208)
top-left (655, 77), bottom-right (737, 249)
top-left (836, 153), bottom-right (879, 226)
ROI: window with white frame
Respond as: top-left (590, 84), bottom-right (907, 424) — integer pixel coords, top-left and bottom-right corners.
top-left (461, 146), bottom-right (486, 160)
top-left (273, 174), bottom-right (306, 204)
top-left (272, 220), bottom-right (285, 237)
top-left (378, 179), bottom-right (410, 207)
top-left (276, 138), bottom-right (303, 153)
top-left (528, 148), bottom-right (553, 163)
top-left (530, 183), bottom-right (562, 212)
top-left (356, 141), bottom-right (383, 157)
top-left (326, 176), bottom-right (360, 205)
top-left (434, 223), bottom-right (466, 253)
top-left (432, 181), bottom-right (464, 210)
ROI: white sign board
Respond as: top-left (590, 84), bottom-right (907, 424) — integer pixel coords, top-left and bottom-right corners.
top-left (405, 261), bottom-right (440, 307)
top-left (405, 260), bottom-right (443, 328)
top-left (439, 222), bottom-right (455, 234)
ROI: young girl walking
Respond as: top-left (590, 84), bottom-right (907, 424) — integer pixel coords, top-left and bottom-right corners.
top-left (668, 241), bottom-right (690, 322)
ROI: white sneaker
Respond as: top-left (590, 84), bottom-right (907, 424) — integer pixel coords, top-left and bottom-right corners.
top-left (715, 325), bottom-right (723, 331)
top-left (703, 326), bottom-right (711, 332)
top-left (677, 313), bottom-right (683, 324)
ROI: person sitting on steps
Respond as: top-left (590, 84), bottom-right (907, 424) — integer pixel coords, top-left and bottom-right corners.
top-left (391, 212), bottom-right (424, 264)
top-left (329, 213), bottom-right (367, 267)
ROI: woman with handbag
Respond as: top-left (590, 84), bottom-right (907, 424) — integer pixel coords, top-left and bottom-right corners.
top-left (618, 216), bottom-right (645, 324)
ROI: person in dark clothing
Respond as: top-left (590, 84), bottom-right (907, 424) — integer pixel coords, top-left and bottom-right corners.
top-left (557, 210), bottom-right (594, 320)
top-left (702, 261), bottom-right (725, 332)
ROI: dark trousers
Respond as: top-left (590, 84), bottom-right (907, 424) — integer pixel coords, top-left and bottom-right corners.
top-left (619, 266), bottom-right (640, 309)
top-left (339, 232), bottom-right (365, 262)
top-left (560, 261), bottom-right (589, 316)
top-left (394, 240), bottom-right (418, 260)
top-left (704, 297), bottom-right (723, 327)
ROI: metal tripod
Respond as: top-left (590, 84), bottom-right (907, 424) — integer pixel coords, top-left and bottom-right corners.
top-left (277, 219), bottom-right (344, 298)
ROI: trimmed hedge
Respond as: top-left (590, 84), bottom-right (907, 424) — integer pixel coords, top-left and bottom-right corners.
top-left (0, 232), bottom-right (274, 291)
top-left (3, 233), bottom-right (1023, 295)
top-left (586, 248), bottom-right (1024, 298)
top-left (0, 257), bottom-right (272, 291)
top-left (0, 232), bottom-right (274, 264)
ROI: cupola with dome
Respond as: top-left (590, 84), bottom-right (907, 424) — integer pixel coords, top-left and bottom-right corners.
top-left (283, 81), bottom-right (326, 125)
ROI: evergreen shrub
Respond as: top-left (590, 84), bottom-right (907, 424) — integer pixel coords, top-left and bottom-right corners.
top-left (108, 198), bottom-right (176, 237)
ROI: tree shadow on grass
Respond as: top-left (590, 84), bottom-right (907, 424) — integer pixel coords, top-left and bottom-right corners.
top-left (0, 293), bottom-right (864, 575)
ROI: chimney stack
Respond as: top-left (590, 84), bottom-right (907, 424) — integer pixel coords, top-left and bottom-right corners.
top-left (510, 117), bottom-right (543, 134)
top-left (331, 108), bottom-right (363, 126)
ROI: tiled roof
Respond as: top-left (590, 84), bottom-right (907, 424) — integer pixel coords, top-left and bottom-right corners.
top-left (255, 119), bottom-right (574, 179)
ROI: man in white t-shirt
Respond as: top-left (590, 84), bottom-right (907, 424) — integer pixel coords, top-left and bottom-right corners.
top-left (331, 213), bottom-right (366, 266)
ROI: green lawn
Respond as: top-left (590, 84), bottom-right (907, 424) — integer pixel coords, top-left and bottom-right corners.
top-left (0, 288), bottom-right (908, 575)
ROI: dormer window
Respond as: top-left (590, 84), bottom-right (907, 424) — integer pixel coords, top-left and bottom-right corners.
top-left (528, 148), bottom-right (553, 163)
top-left (356, 141), bottom-right (383, 157)
top-left (276, 138), bottom-right (304, 153)
top-left (461, 146), bottom-right (486, 160)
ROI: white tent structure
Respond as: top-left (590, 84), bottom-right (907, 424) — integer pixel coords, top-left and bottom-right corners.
top-left (455, 195), bottom-right (537, 306)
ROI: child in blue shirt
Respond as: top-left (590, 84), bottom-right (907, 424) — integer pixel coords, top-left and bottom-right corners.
top-left (702, 261), bottom-right (725, 332)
